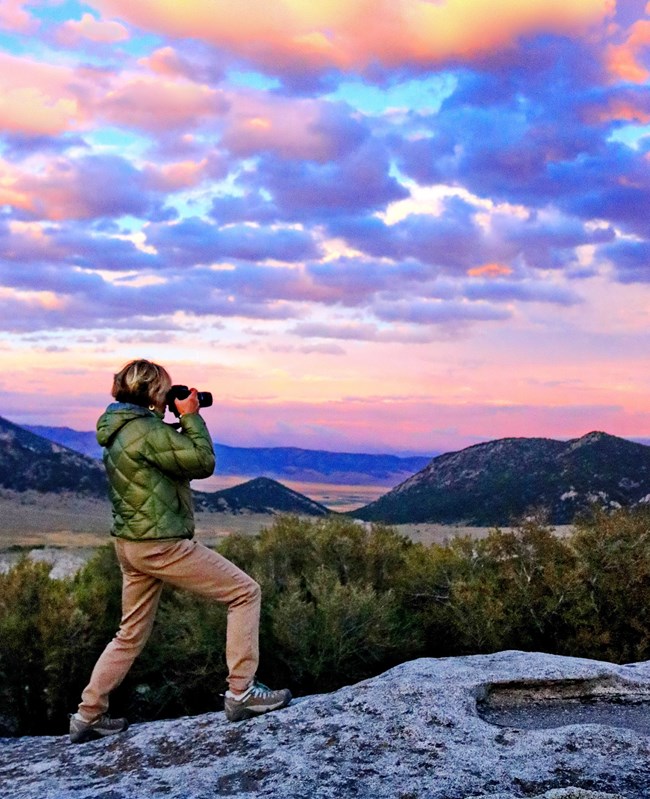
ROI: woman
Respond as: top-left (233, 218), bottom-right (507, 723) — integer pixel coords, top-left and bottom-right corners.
top-left (70, 359), bottom-right (291, 743)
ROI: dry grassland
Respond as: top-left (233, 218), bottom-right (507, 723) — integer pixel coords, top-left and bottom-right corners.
top-left (0, 487), bottom-right (573, 559)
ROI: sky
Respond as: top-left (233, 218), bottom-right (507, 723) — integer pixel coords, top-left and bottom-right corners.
top-left (0, 0), bottom-right (649, 455)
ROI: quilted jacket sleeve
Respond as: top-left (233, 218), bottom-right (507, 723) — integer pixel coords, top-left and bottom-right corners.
top-left (141, 413), bottom-right (216, 480)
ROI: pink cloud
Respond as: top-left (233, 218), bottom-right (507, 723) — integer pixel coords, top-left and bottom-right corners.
top-left (99, 75), bottom-right (226, 131)
top-left (90, 0), bottom-right (615, 72)
top-left (57, 12), bottom-right (130, 46)
top-left (0, 0), bottom-right (35, 33)
top-left (142, 159), bottom-right (210, 192)
top-left (0, 155), bottom-right (154, 221)
top-left (139, 47), bottom-right (190, 79)
top-left (221, 91), bottom-right (360, 162)
top-left (0, 54), bottom-right (87, 136)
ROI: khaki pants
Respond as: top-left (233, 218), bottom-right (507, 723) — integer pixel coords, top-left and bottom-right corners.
top-left (78, 538), bottom-right (260, 722)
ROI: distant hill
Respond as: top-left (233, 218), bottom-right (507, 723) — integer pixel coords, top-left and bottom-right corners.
top-left (23, 424), bottom-right (432, 485)
top-left (351, 431), bottom-right (650, 526)
top-left (195, 477), bottom-right (331, 516)
top-left (1, 416), bottom-right (329, 517)
top-left (0, 416), bottom-right (107, 497)
top-left (25, 425), bottom-right (101, 459)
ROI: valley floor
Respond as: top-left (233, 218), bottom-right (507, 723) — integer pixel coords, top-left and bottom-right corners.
top-left (0, 485), bottom-right (573, 577)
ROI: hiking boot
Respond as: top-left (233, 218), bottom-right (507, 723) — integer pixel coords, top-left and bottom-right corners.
top-left (224, 680), bottom-right (292, 722)
top-left (69, 713), bottom-right (129, 744)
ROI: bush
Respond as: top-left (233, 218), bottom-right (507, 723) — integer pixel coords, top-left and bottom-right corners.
top-left (0, 558), bottom-right (81, 735)
top-left (2, 508), bottom-right (650, 736)
top-left (220, 515), bottom-right (422, 691)
top-left (570, 506), bottom-right (650, 661)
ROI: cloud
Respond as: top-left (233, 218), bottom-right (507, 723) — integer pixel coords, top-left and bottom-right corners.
top-left (374, 298), bottom-right (511, 325)
top-left (606, 17), bottom-right (650, 82)
top-left (57, 12), bottom-right (130, 46)
top-left (210, 192), bottom-right (281, 226)
top-left (252, 140), bottom-right (409, 219)
top-left (468, 263), bottom-right (513, 277)
top-left (99, 75), bottom-right (227, 132)
top-left (0, 0), bottom-right (36, 33)
top-left (463, 278), bottom-right (582, 305)
top-left (0, 54), bottom-right (86, 136)
top-left (146, 217), bottom-right (321, 265)
top-left (291, 321), bottom-right (438, 343)
top-left (304, 257), bottom-right (441, 305)
top-left (601, 238), bottom-right (650, 282)
top-left (330, 197), bottom-right (486, 271)
top-left (220, 93), bottom-right (366, 162)
top-left (1, 154), bottom-right (167, 221)
top-left (90, 0), bottom-right (614, 78)
top-left (554, 147), bottom-right (650, 237)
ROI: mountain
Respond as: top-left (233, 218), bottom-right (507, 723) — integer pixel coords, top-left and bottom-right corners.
top-left (194, 477), bottom-right (330, 516)
top-left (23, 424), bottom-right (432, 485)
top-left (211, 443), bottom-right (432, 485)
top-left (0, 416), bottom-right (106, 497)
top-left (1, 416), bottom-right (328, 516)
top-left (351, 431), bottom-right (650, 526)
top-left (25, 425), bottom-right (101, 459)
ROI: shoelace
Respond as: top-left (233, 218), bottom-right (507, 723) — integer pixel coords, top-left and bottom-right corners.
top-left (249, 681), bottom-right (273, 698)
top-left (223, 680), bottom-right (274, 702)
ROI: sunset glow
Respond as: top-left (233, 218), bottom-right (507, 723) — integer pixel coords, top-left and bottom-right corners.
top-left (0, 0), bottom-right (649, 454)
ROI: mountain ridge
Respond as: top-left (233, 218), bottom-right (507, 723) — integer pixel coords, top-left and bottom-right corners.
top-left (23, 424), bottom-right (433, 485)
top-left (351, 430), bottom-right (650, 525)
top-left (0, 417), bottom-right (329, 517)
top-left (0, 416), bottom-right (107, 497)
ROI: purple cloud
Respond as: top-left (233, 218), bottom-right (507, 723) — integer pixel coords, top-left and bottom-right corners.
top-left (601, 239), bottom-right (650, 283)
top-left (330, 196), bottom-right (487, 271)
top-left (146, 217), bottom-right (321, 264)
top-left (463, 278), bottom-right (582, 305)
top-left (374, 299), bottom-right (511, 325)
top-left (252, 141), bottom-right (408, 220)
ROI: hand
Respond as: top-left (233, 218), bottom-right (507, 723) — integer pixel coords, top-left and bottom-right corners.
top-left (174, 387), bottom-right (200, 416)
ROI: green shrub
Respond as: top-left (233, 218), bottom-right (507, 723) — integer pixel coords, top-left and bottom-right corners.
top-left (0, 558), bottom-right (81, 735)
top-left (221, 516), bottom-right (422, 692)
top-left (2, 508), bottom-right (650, 736)
top-left (570, 506), bottom-right (650, 661)
top-left (268, 568), bottom-right (413, 692)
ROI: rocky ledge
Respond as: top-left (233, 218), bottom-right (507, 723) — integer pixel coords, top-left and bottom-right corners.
top-left (2, 651), bottom-right (650, 799)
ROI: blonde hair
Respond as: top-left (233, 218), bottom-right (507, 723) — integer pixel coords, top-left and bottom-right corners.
top-left (112, 359), bottom-right (172, 408)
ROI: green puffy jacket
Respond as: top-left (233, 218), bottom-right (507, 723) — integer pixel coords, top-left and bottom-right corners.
top-left (96, 402), bottom-right (216, 541)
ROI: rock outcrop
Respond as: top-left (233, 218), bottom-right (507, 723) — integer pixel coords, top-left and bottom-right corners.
top-left (2, 651), bottom-right (649, 798)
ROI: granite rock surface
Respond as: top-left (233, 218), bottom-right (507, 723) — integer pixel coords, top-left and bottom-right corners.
top-left (1, 651), bottom-right (649, 799)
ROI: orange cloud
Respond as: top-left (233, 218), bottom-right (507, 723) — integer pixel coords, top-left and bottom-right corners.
top-left (468, 263), bottom-right (513, 277)
top-left (606, 19), bottom-right (650, 83)
top-left (57, 12), bottom-right (129, 45)
top-left (143, 159), bottom-right (209, 191)
top-left (0, 163), bottom-right (31, 212)
top-left (139, 47), bottom-right (188, 78)
top-left (0, 54), bottom-right (87, 135)
top-left (600, 98), bottom-right (650, 123)
top-left (90, 0), bottom-right (615, 70)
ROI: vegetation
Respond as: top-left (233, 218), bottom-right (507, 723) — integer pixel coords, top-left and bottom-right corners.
top-left (1, 507), bottom-right (649, 736)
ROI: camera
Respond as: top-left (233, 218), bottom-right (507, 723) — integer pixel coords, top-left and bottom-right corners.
top-left (166, 384), bottom-right (213, 415)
